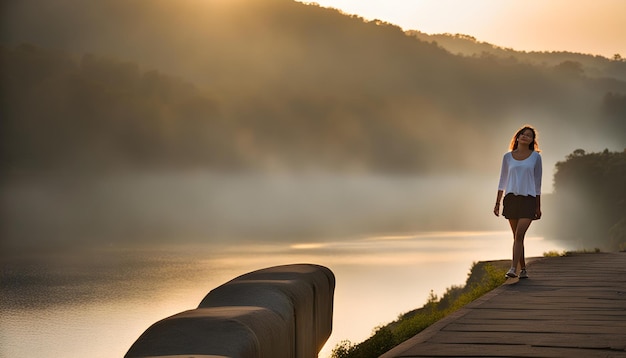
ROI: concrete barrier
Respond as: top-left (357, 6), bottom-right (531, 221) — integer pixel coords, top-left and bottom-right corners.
top-left (198, 280), bottom-right (302, 357)
top-left (125, 264), bottom-right (335, 358)
top-left (125, 306), bottom-right (286, 357)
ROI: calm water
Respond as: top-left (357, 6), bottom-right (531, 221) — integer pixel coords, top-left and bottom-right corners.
top-left (0, 231), bottom-right (565, 358)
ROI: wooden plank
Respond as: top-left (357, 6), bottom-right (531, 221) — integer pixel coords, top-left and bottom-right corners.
top-left (443, 322), bottom-right (625, 334)
top-left (397, 342), bottom-right (626, 357)
top-left (426, 331), bottom-right (626, 350)
top-left (457, 318), bottom-right (626, 327)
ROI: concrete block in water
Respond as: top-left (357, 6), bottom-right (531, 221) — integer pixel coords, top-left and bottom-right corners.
top-left (198, 281), bottom-right (298, 357)
top-left (125, 264), bottom-right (335, 358)
top-left (227, 263), bottom-right (336, 350)
top-left (125, 306), bottom-right (286, 358)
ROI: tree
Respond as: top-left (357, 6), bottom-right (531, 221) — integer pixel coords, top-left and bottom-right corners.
top-left (550, 149), bottom-right (626, 250)
top-left (554, 60), bottom-right (584, 78)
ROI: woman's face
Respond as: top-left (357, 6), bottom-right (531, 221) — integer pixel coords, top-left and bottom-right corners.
top-left (517, 129), bottom-right (535, 146)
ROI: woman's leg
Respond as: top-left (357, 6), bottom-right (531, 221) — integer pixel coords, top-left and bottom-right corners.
top-left (511, 218), bottom-right (532, 271)
top-left (508, 219), bottom-right (518, 269)
top-left (509, 219), bottom-right (528, 269)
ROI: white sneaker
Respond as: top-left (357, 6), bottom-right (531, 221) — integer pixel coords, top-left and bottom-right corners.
top-left (519, 268), bottom-right (528, 279)
top-left (505, 267), bottom-right (517, 278)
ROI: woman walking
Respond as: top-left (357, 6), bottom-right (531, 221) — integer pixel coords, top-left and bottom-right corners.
top-left (494, 125), bottom-right (542, 278)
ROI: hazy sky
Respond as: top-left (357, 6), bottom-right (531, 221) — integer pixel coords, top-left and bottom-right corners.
top-left (299, 0), bottom-right (626, 58)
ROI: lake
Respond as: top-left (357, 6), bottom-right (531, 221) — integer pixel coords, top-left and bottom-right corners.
top-left (0, 230), bottom-right (565, 358)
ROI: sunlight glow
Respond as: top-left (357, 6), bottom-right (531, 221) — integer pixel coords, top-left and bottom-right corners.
top-left (290, 243), bottom-right (328, 250)
top-left (298, 0), bottom-right (626, 58)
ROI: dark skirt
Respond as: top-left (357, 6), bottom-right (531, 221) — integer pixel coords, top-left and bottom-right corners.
top-left (503, 193), bottom-right (538, 220)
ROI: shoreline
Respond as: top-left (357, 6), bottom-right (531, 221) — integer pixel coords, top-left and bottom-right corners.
top-left (327, 257), bottom-right (529, 357)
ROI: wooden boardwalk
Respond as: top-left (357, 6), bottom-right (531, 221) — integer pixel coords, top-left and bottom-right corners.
top-left (380, 252), bottom-right (626, 358)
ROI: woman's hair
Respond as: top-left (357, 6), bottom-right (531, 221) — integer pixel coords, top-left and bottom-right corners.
top-left (509, 125), bottom-right (541, 152)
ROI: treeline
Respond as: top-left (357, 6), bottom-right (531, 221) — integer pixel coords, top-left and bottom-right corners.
top-left (0, 44), bottom-right (452, 174)
top-left (546, 149), bottom-right (626, 251)
top-left (0, 45), bottom-right (238, 173)
top-left (1, 0), bottom-right (626, 176)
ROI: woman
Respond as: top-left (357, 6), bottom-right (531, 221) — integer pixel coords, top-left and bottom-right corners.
top-left (494, 125), bottom-right (542, 279)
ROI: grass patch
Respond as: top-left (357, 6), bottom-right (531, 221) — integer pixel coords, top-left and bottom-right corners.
top-left (330, 261), bottom-right (508, 358)
top-left (543, 248), bottom-right (601, 257)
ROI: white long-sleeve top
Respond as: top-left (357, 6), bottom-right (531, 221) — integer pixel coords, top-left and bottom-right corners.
top-left (498, 151), bottom-right (542, 197)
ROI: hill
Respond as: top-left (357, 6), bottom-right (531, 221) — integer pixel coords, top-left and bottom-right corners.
top-left (2, 0), bottom-right (625, 176)
top-left (407, 31), bottom-right (626, 81)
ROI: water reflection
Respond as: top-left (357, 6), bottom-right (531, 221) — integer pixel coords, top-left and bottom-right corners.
top-left (0, 231), bottom-right (564, 358)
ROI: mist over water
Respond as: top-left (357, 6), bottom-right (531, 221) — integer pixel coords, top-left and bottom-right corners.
top-left (3, 117), bottom-right (622, 253)
top-left (2, 171), bottom-right (507, 252)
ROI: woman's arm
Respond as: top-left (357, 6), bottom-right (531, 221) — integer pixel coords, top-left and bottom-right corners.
top-left (534, 153), bottom-right (542, 219)
top-left (494, 190), bottom-right (504, 217)
top-left (535, 195), bottom-right (542, 219)
top-left (495, 154), bottom-right (508, 217)
top-left (534, 153), bottom-right (542, 196)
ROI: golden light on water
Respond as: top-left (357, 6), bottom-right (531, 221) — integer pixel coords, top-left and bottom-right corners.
top-left (291, 243), bottom-right (328, 250)
top-left (282, 231), bottom-right (552, 267)
top-left (363, 231), bottom-right (509, 241)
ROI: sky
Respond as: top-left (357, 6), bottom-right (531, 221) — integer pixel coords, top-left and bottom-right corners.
top-left (298, 0), bottom-right (626, 59)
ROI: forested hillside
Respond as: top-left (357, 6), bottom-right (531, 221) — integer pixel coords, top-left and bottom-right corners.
top-left (1, 45), bottom-right (234, 173)
top-left (408, 31), bottom-right (626, 81)
top-left (2, 0), bottom-right (625, 176)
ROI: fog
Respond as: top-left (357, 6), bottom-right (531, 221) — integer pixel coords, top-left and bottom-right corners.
top-left (1, 171), bottom-right (507, 252)
top-left (4, 130), bottom-right (622, 255)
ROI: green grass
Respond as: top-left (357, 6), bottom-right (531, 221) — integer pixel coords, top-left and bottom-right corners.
top-left (543, 248), bottom-right (601, 257)
top-left (330, 261), bottom-right (508, 358)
